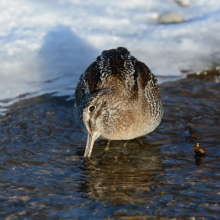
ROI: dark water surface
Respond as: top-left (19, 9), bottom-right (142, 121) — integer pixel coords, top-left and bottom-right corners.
top-left (0, 71), bottom-right (220, 219)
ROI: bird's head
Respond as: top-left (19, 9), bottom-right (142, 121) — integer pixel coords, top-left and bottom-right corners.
top-left (81, 89), bottom-right (111, 158)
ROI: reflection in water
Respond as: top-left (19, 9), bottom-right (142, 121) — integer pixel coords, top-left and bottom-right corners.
top-left (81, 139), bottom-right (164, 205)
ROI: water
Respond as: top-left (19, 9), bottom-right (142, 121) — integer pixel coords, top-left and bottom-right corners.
top-left (0, 71), bottom-right (219, 219)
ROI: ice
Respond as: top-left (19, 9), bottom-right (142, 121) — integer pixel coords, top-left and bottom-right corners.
top-left (0, 0), bottom-right (220, 114)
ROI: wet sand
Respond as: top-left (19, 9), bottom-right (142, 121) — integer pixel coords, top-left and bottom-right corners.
top-left (0, 70), bottom-right (219, 219)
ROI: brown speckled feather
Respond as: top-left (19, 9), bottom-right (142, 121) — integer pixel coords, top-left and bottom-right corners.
top-left (75, 47), bottom-right (158, 102)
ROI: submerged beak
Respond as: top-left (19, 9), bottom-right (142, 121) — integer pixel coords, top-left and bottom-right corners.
top-left (84, 132), bottom-right (99, 158)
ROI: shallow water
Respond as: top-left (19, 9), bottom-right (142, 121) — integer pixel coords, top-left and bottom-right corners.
top-left (0, 71), bottom-right (220, 219)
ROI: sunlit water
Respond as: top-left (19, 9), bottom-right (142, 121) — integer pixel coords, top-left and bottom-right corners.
top-left (0, 71), bottom-right (219, 219)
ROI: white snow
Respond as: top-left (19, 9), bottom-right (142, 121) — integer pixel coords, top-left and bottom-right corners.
top-left (0, 0), bottom-right (220, 114)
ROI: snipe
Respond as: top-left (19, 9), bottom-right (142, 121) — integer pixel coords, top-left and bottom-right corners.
top-left (74, 47), bottom-right (163, 158)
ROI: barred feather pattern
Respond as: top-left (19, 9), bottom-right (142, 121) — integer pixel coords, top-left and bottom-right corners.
top-left (74, 47), bottom-right (163, 141)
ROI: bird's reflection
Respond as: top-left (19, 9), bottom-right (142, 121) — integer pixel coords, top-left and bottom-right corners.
top-left (80, 138), bottom-right (164, 205)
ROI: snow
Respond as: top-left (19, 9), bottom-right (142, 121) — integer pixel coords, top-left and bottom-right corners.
top-left (0, 0), bottom-right (220, 114)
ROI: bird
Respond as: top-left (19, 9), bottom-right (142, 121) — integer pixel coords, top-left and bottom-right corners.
top-left (74, 47), bottom-right (163, 158)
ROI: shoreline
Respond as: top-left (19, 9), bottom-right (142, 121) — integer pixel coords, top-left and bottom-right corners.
top-left (1, 67), bottom-right (220, 116)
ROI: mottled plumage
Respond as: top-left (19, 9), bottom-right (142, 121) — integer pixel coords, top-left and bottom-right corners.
top-left (74, 47), bottom-right (163, 158)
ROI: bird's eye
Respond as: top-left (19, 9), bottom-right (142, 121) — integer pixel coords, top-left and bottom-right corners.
top-left (89, 106), bottom-right (96, 112)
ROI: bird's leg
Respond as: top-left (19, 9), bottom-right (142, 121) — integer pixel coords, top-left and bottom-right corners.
top-left (104, 140), bottom-right (111, 151)
top-left (136, 138), bottom-right (144, 146)
top-left (124, 138), bottom-right (144, 147)
top-left (124, 140), bottom-right (129, 147)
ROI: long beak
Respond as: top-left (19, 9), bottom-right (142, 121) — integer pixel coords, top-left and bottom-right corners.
top-left (84, 132), bottom-right (99, 158)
